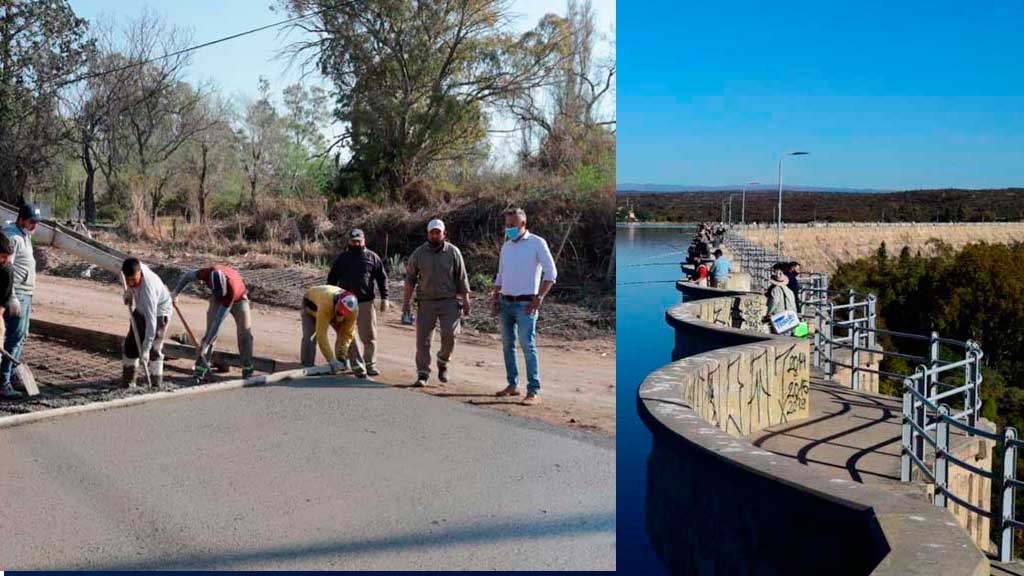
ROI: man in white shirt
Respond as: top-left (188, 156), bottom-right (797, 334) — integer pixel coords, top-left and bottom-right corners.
top-left (121, 257), bottom-right (174, 388)
top-left (491, 208), bottom-right (557, 405)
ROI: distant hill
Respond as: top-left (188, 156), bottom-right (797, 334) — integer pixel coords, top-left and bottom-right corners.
top-left (617, 188), bottom-right (1024, 223)
top-left (616, 183), bottom-right (891, 194)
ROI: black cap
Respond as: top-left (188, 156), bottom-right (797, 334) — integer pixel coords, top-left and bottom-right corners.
top-left (349, 228), bottom-right (365, 240)
top-left (18, 204), bottom-right (41, 222)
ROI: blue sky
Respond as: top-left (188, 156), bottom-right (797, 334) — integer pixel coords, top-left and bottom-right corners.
top-left (618, 1), bottom-right (1024, 189)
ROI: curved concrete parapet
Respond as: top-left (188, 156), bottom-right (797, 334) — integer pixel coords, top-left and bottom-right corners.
top-left (637, 293), bottom-right (989, 576)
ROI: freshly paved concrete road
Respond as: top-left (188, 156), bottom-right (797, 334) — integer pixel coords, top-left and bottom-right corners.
top-left (0, 378), bottom-right (615, 570)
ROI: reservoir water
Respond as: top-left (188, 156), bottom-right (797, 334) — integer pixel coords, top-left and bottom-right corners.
top-left (617, 224), bottom-right (693, 573)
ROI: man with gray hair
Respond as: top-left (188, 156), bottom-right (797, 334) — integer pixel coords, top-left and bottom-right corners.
top-left (492, 208), bottom-right (557, 405)
top-left (402, 218), bottom-right (471, 387)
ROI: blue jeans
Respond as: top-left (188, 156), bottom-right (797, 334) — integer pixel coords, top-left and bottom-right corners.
top-left (500, 300), bottom-right (540, 394)
top-left (1, 294), bottom-right (31, 385)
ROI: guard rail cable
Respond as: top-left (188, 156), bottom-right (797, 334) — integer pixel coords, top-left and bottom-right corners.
top-left (720, 228), bottom-right (1018, 562)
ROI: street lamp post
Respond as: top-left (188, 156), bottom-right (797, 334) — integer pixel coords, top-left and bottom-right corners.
top-left (776, 152), bottom-right (809, 256)
top-left (741, 181), bottom-right (757, 224)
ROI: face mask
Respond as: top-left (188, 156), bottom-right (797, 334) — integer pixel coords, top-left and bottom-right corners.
top-left (505, 227), bottom-right (522, 241)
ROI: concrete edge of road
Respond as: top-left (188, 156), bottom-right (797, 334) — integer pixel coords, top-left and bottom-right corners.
top-left (0, 365), bottom-right (331, 431)
top-left (0, 366), bottom-right (616, 449)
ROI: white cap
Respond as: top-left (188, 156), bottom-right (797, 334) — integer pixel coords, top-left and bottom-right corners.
top-left (427, 218), bottom-right (445, 232)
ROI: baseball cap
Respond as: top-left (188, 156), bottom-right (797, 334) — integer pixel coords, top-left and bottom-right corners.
top-left (349, 228), bottom-right (365, 240)
top-left (18, 204), bottom-right (41, 222)
top-left (427, 218), bottom-right (445, 232)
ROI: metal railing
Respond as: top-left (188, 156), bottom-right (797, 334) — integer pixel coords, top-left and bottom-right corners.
top-left (720, 228), bottom-right (1024, 562)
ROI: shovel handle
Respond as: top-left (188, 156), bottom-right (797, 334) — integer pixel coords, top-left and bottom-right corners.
top-left (120, 271), bottom-right (152, 387)
top-left (172, 301), bottom-right (202, 352)
top-left (0, 346), bottom-right (19, 366)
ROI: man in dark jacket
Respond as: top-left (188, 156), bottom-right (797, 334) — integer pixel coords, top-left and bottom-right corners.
top-left (785, 261), bottom-right (802, 313)
top-left (327, 229), bottom-right (389, 376)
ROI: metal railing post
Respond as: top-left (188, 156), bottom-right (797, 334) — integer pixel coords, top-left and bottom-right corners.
top-left (966, 342), bottom-right (978, 432)
top-left (929, 331), bottom-right (940, 400)
top-left (867, 294), bottom-right (877, 351)
top-left (851, 323), bottom-right (861, 391)
top-left (1001, 427), bottom-right (1018, 563)
top-left (901, 386), bottom-right (913, 482)
top-left (813, 308), bottom-right (822, 368)
top-left (825, 302), bottom-right (835, 378)
top-left (934, 405), bottom-right (949, 508)
top-left (915, 367), bottom-right (928, 466)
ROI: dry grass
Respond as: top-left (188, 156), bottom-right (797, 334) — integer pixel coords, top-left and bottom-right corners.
top-left (741, 223), bottom-right (1024, 272)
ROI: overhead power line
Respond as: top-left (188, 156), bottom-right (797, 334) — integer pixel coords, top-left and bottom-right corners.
top-left (56, 5), bottom-right (339, 88)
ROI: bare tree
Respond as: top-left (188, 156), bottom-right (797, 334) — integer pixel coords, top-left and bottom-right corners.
top-left (503, 0), bottom-right (615, 173)
top-left (237, 77), bottom-right (284, 210)
top-left (186, 95), bottom-right (235, 224)
top-left (81, 11), bottom-right (214, 225)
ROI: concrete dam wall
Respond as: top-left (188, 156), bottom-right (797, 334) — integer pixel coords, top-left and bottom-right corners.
top-left (739, 222), bottom-right (1024, 273)
top-left (637, 287), bottom-right (989, 576)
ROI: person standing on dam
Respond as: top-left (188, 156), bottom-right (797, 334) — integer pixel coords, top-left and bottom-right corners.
top-left (785, 261), bottom-right (803, 312)
top-left (492, 208), bottom-right (557, 406)
top-left (402, 219), bottom-right (471, 388)
top-left (765, 263), bottom-right (798, 334)
top-left (1, 204), bottom-right (40, 398)
top-left (709, 248), bottom-right (732, 288)
top-left (326, 228), bottom-right (389, 377)
top-left (172, 264), bottom-right (255, 382)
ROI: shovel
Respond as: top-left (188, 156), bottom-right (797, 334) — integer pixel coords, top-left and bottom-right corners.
top-left (0, 346), bottom-right (38, 397)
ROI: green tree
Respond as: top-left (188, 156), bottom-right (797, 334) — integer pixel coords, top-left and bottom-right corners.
top-left (0, 0), bottom-right (93, 203)
top-left (281, 0), bottom-right (566, 198)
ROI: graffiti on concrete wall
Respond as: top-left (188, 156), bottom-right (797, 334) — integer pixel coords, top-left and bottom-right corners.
top-left (673, 295), bottom-right (812, 437)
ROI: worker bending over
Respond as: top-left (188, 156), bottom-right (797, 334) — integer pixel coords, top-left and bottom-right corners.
top-left (173, 265), bottom-right (255, 382)
top-left (300, 285), bottom-right (365, 378)
top-left (121, 258), bottom-right (173, 388)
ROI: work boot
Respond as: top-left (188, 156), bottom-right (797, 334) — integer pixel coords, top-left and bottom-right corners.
top-left (437, 363), bottom-right (449, 383)
top-left (121, 365), bottom-right (137, 388)
top-left (522, 393), bottom-right (542, 406)
top-left (242, 364), bottom-right (255, 379)
top-left (192, 361), bottom-right (211, 385)
top-left (149, 360), bottom-right (164, 389)
top-left (413, 373), bottom-right (428, 387)
top-left (1, 382), bottom-right (24, 400)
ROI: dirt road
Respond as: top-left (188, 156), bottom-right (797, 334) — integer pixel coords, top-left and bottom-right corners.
top-left (30, 273), bottom-right (615, 435)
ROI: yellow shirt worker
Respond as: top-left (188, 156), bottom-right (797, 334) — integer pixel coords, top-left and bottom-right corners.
top-left (300, 285), bottom-right (365, 378)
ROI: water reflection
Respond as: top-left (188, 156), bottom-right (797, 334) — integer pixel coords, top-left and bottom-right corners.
top-left (617, 224), bottom-right (692, 574)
